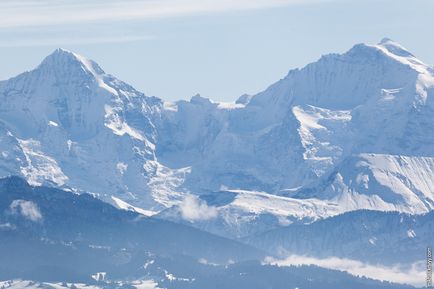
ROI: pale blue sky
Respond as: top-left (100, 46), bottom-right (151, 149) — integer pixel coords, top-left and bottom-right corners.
top-left (0, 0), bottom-right (433, 101)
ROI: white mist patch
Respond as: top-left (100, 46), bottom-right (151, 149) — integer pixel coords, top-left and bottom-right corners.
top-left (265, 255), bottom-right (425, 286)
top-left (116, 162), bottom-right (128, 175)
top-left (179, 195), bottom-right (218, 221)
top-left (10, 200), bottom-right (43, 222)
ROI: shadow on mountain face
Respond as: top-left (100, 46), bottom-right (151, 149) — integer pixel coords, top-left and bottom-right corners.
top-left (0, 177), bottom-right (417, 288)
top-left (0, 176), bottom-right (263, 282)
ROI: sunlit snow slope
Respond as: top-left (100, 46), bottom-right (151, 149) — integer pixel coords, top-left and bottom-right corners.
top-left (1, 39), bottom-right (433, 237)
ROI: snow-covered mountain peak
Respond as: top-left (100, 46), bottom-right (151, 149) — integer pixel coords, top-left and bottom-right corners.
top-left (0, 48), bottom-right (167, 209)
top-left (39, 48), bottom-right (105, 77)
top-left (346, 39), bottom-right (433, 82)
top-left (342, 39), bottom-right (424, 71)
top-left (0, 49), bottom-right (121, 140)
top-left (377, 37), bottom-right (415, 58)
top-left (1, 40), bottom-right (434, 240)
top-left (246, 39), bottom-right (433, 115)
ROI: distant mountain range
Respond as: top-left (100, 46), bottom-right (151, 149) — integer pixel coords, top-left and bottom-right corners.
top-left (0, 38), bottom-right (433, 287)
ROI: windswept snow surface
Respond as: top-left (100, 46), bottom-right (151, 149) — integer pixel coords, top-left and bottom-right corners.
top-left (1, 40), bottom-right (434, 237)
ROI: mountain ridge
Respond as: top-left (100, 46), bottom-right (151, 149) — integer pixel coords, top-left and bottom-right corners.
top-left (0, 38), bottom-right (433, 238)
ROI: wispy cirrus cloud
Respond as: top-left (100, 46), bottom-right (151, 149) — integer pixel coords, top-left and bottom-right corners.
top-left (0, 0), bottom-right (336, 47)
top-left (0, 0), bottom-right (332, 28)
top-left (0, 34), bottom-right (152, 48)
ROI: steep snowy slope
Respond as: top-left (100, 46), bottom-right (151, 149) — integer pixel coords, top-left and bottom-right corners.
top-left (153, 38), bottom-right (434, 236)
top-left (293, 154), bottom-right (434, 213)
top-left (157, 38), bottom-right (434, 193)
top-left (157, 189), bottom-right (345, 238)
top-left (1, 39), bottom-right (434, 238)
top-left (0, 49), bottom-right (181, 212)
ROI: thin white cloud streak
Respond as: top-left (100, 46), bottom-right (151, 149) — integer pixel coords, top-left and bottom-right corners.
top-left (0, 35), bottom-right (152, 48)
top-left (265, 255), bottom-right (425, 286)
top-left (0, 0), bottom-right (332, 28)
